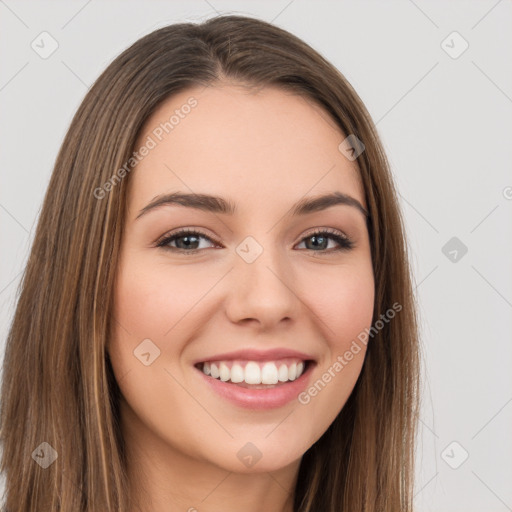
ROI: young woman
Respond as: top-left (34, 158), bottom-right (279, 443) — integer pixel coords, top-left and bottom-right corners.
top-left (0, 14), bottom-right (420, 512)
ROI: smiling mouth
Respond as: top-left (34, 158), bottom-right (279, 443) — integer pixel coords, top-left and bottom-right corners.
top-left (194, 358), bottom-right (313, 388)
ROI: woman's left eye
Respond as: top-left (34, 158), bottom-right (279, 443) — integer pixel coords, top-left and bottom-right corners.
top-left (296, 230), bottom-right (354, 252)
top-left (156, 228), bottom-right (354, 253)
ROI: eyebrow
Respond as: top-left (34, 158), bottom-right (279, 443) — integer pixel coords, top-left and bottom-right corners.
top-left (136, 191), bottom-right (369, 220)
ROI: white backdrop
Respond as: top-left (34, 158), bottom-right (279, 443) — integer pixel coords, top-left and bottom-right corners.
top-left (1, 1), bottom-right (511, 510)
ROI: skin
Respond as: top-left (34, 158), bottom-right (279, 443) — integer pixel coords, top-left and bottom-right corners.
top-left (107, 82), bottom-right (375, 512)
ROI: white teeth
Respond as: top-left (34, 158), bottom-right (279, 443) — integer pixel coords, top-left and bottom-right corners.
top-left (230, 363), bottom-right (244, 383)
top-left (278, 364), bottom-right (289, 382)
top-left (210, 363), bottom-right (219, 379)
top-left (199, 359), bottom-right (308, 384)
top-left (219, 362), bottom-right (230, 381)
top-left (244, 362), bottom-right (261, 384)
top-left (288, 362), bottom-right (297, 381)
top-left (261, 362), bottom-right (278, 384)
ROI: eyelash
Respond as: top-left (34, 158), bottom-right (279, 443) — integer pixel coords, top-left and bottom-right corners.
top-left (155, 227), bottom-right (354, 254)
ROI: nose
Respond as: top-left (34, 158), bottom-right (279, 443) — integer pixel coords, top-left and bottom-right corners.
top-left (224, 240), bottom-right (301, 330)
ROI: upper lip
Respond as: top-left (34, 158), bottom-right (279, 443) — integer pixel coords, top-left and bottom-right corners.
top-left (193, 348), bottom-right (316, 365)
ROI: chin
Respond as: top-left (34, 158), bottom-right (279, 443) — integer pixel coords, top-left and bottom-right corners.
top-left (202, 436), bottom-right (308, 475)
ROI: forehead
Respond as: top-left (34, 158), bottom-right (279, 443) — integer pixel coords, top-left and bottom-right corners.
top-left (128, 83), bottom-right (365, 217)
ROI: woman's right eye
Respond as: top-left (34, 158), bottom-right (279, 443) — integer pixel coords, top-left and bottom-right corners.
top-left (156, 228), bottom-right (218, 253)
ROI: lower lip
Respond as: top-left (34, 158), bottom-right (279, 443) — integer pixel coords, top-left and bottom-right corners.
top-left (196, 362), bottom-right (315, 410)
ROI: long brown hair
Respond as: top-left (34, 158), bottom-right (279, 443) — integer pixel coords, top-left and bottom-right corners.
top-left (0, 14), bottom-right (420, 511)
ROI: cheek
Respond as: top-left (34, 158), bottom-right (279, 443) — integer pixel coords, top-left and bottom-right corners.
top-left (303, 261), bottom-right (375, 349)
top-left (107, 253), bottom-right (181, 384)
top-left (107, 251), bottom-right (222, 392)
top-left (291, 262), bottom-right (374, 438)
top-left (111, 252), bottom-right (211, 343)
top-left (107, 255), bottom-right (217, 454)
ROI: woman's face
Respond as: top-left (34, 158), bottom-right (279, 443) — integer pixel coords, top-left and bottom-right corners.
top-left (108, 83), bottom-right (374, 474)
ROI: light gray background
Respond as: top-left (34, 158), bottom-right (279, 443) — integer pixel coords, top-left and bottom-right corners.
top-left (1, 1), bottom-right (511, 511)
